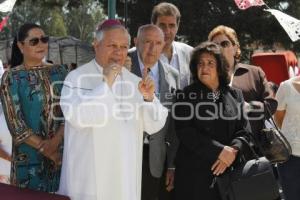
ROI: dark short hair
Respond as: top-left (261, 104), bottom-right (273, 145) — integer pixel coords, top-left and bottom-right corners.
top-left (11, 23), bottom-right (42, 67)
top-left (151, 2), bottom-right (181, 25)
top-left (190, 41), bottom-right (230, 86)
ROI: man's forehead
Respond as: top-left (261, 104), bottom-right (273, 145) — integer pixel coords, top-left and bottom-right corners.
top-left (102, 29), bottom-right (128, 40)
top-left (101, 36), bottom-right (129, 46)
top-left (156, 15), bottom-right (177, 24)
top-left (142, 29), bottom-right (164, 39)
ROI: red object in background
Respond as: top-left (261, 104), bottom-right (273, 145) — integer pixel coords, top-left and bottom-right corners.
top-left (251, 51), bottom-right (298, 85)
top-left (0, 183), bottom-right (70, 200)
top-left (0, 16), bottom-right (9, 31)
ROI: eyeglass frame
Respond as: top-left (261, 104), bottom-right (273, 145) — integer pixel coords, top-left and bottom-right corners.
top-left (21, 36), bottom-right (50, 46)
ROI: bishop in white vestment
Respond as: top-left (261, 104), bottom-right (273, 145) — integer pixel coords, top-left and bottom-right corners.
top-left (58, 20), bottom-right (168, 200)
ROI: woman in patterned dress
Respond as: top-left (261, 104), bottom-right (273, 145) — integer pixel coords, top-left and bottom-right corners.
top-left (0, 23), bottom-right (68, 192)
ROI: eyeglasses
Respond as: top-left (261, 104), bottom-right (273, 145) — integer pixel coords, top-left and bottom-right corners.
top-left (219, 40), bottom-right (232, 48)
top-left (23, 36), bottom-right (49, 46)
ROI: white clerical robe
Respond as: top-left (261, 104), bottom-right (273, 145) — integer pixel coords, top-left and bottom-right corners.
top-left (0, 103), bottom-right (11, 184)
top-left (58, 59), bottom-right (168, 200)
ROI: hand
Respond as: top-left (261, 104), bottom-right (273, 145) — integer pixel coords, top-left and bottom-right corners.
top-left (211, 159), bottom-right (228, 176)
top-left (4, 155), bottom-right (11, 162)
top-left (47, 150), bottom-right (62, 168)
top-left (0, 154), bottom-right (11, 162)
top-left (39, 137), bottom-right (63, 167)
top-left (0, 147), bottom-right (11, 162)
top-left (165, 169), bottom-right (175, 192)
top-left (103, 63), bottom-right (122, 87)
top-left (138, 67), bottom-right (155, 101)
top-left (41, 133), bottom-right (63, 157)
top-left (218, 146), bottom-right (238, 167)
top-left (0, 175), bottom-right (10, 184)
top-left (39, 141), bottom-right (62, 167)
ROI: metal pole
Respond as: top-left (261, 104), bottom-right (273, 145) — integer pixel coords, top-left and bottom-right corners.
top-left (108, 0), bottom-right (116, 19)
top-left (124, 0), bottom-right (128, 27)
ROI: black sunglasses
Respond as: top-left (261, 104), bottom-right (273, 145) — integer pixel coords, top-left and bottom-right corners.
top-left (219, 40), bottom-right (232, 48)
top-left (23, 36), bottom-right (49, 46)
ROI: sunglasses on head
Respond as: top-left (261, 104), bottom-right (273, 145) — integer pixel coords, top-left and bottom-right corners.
top-left (201, 43), bottom-right (221, 54)
top-left (23, 36), bottom-right (49, 46)
top-left (219, 40), bottom-right (232, 48)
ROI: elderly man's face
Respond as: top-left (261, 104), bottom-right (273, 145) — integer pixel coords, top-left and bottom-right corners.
top-left (136, 28), bottom-right (165, 68)
top-left (94, 28), bottom-right (129, 68)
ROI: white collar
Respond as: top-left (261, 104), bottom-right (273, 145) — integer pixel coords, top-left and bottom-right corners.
top-left (93, 59), bottom-right (104, 74)
top-left (171, 42), bottom-right (178, 57)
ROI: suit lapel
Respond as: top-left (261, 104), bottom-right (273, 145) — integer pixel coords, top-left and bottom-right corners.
top-left (130, 51), bottom-right (142, 78)
top-left (158, 61), bottom-right (169, 103)
top-left (175, 43), bottom-right (185, 74)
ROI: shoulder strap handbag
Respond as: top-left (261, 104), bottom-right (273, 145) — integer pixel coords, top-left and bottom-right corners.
top-left (215, 137), bottom-right (280, 200)
top-left (259, 103), bottom-right (292, 163)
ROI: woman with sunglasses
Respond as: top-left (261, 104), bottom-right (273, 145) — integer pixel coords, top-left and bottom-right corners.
top-left (0, 23), bottom-right (68, 192)
top-left (208, 25), bottom-right (277, 147)
top-left (173, 41), bottom-right (251, 200)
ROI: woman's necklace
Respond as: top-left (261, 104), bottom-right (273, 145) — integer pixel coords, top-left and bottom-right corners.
top-left (212, 90), bottom-right (221, 103)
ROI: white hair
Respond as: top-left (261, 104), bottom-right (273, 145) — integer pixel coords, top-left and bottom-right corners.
top-left (94, 25), bottom-right (131, 45)
top-left (136, 24), bottom-right (164, 40)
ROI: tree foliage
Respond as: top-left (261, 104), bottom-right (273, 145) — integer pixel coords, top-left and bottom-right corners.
top-left (2, 0), bottom-right (300, 53)
top-left (65, 0), bottom-right (106, 42)
top-left (48, 7), bottom-right (68, 37)
top-left (0, 0), bottom-right (106, 43)
top-left (103, 0), bottom-right (300, 54)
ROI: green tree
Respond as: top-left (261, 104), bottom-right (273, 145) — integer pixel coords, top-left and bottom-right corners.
top-left (1, 0), bottom-right (106, 43)
top-left (65, 0), bottom-right (106, 42)
top-left (106, 0), bottom-right (300, 57)
top-left (47, 7), bottom-right (68, 37)
top-left (4, 0), bottom-right (48, 39)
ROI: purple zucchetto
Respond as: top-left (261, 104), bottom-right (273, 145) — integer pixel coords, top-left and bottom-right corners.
top-left (96, 19), bottom-right (123, 31)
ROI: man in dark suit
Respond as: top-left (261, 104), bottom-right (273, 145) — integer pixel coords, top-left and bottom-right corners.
top-left (129, 24), bottom-right (179, 200)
